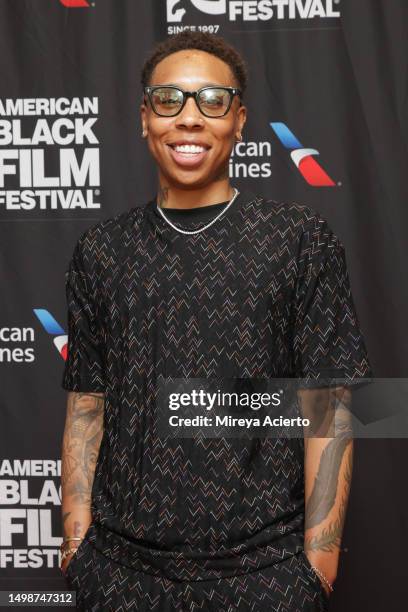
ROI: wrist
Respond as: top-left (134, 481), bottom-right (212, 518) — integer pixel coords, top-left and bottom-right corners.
top-left (60, 546), bottom-right (79, 565)
top-left (305, 551), bottom-right (338, 586)
top-left (60, 537), bottom-right (83, 552)
top-left (310, 564), bottom-right (335, 593)
top-left (60, 538), bottom-right (83, 565)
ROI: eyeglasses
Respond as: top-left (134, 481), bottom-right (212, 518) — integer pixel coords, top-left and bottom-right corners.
top-left (143, 85), bottom-right (242, 118)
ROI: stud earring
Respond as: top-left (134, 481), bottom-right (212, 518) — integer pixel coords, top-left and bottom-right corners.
top-left (236, 133), bottom-right (243, 142)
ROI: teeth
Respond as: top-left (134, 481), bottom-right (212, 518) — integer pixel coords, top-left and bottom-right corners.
top-left (173, 144), bottom-right (206, 153)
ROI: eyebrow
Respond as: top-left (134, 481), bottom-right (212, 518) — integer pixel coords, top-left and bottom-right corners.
top-left (151, 82), bottom-right (226, 88)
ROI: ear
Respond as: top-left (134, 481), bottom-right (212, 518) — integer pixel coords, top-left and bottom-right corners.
top-left (140, 101), bottom-right (148, 136)
top-left (236, 103), bottom-right (247, 136)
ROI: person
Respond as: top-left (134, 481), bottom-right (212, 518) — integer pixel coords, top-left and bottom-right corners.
top-left (59, 31), bottom-right (372, 611)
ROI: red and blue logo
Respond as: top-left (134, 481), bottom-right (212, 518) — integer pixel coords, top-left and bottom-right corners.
top-left (34, 309), bottom-right (68, 360)
top-left (270, 122), bottom-right (336, 187)
top-left (59, 0), bottom-right (91, 7)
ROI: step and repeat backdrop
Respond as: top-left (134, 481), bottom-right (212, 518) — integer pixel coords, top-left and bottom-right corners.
top-left (1, 1), bottom-right (407, 610)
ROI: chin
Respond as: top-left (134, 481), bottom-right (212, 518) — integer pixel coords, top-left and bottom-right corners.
top-left (163, 171), bottom-right (212, 189)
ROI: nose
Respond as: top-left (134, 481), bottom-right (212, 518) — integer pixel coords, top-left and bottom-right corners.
top-left (175, 96), bottom-right (205, 128)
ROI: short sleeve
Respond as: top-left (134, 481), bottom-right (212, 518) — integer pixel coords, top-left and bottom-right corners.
top-left (292, 215), bottom-right (373, 388)
top-left (61, 235), bottom-right (106, 392)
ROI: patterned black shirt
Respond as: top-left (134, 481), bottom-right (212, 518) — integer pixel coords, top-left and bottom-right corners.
top-left (62, 189), bottom-right (372, 581)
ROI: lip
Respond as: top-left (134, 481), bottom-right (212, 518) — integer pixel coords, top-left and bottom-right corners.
top-left (166, 141), bottom-right (211, 169)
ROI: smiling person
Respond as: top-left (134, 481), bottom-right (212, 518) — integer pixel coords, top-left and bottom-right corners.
top-left (60, 31), bottom-right (372, 611)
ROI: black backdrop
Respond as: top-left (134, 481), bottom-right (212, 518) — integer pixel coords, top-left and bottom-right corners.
top-left (1, 1), bottom-right (407, 610)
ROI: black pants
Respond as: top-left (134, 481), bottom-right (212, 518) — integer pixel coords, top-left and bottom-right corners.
top-left (64, 536), bottom-right (330, 611)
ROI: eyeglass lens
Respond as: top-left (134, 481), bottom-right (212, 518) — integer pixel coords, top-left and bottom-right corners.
top-left (150, 87), bottom-right (231, 117)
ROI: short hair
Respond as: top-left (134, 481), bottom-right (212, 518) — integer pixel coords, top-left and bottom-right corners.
top-left (141, 31), bottom-right (248, 97)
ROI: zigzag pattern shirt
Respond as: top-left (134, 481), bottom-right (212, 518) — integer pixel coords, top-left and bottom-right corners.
top-left (62, 188), bottom-right (372, 581)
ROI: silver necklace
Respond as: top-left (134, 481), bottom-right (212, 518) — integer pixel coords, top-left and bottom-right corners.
top-left (156, 187), bottom-right (240, 235)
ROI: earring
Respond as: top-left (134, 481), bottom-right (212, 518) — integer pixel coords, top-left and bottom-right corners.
top-left (236, 133), bottom-right (243, 142)
top-left (142, 130), bottom-right (147, 137)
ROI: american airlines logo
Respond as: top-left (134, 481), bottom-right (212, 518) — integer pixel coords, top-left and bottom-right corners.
top-left (34, 309), bottom-right (68, 360)
top-left (167, 0), bottom-right (341, 22)
top-left (270, 122), bottom-right (336, 187)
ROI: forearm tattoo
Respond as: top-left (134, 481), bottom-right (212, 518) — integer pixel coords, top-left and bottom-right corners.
top-left (61, 392), bottom-right (104, 506)
top-left (304, 387), bottom-right (353, 553)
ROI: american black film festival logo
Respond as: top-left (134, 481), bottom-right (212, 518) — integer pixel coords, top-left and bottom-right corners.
top-left (0, 97), bottom-right (101, 213)
top-left (0, 459), bottom-right (63, 570)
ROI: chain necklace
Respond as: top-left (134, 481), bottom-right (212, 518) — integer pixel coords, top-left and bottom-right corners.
top-left (156, 187), bottom-right (240, 235)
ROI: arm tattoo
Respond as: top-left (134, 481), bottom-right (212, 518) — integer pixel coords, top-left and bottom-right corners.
top-left (73, 519), bottom-right (84, 538)
top-left (304, 386), bottom-right (353, 553)
top-left (61, 392), bottom-right (104, 506)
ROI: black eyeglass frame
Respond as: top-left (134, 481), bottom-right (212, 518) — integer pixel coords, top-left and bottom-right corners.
top-left (143, 85), bottom-right (242, 118)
